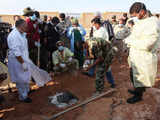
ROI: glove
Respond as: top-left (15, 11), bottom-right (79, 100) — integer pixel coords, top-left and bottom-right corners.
top-left (35, 41), bottom-right (41, 47)
top-left (59, 63), bottom-right (66, 68)
top-left (22, 63), bottom-right (28, 71)
top-left (77, 27), bottom-right (81, 31)
top-left (68, 57), bottom-right (72, 62)
top-left (33, 24), bottom-right (37, 29)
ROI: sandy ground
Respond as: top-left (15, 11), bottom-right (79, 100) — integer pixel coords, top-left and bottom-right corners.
top-left (1, 56), bottom-right (160, 120)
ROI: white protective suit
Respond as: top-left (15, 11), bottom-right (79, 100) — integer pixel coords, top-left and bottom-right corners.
top-left (125, 16), bottom-right (160, 88)
top-left (7, 28), bottom-right (51, 87)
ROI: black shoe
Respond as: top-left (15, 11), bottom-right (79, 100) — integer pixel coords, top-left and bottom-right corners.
top-left (22, 97), bottom-right (32, 103)
top-left (128, 89), bottom-right (136, 95)
top-left (110, 84), bottom-right (116, 88)
top-left (127, 96), bottom-right (142, 104)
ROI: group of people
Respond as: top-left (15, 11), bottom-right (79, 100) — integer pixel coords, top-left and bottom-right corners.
top-left (0, 2), bottom-right (160, 105)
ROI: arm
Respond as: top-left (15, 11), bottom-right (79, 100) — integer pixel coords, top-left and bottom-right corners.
top-left (67, 27), bottom-right (73, 38)
top-left (78, 25), bottom-right (86, 37)
top-left (86, 56), bottom-right (103, 71)
top-left (52, 51), bottom-right (59, 66)
top-left (16, 56), bottom-right (24, 64)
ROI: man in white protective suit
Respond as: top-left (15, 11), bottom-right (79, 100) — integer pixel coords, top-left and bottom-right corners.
top-left (124, 2), bottom-right (160, 104)
top-left (7, 19), bottom-right (51, 103)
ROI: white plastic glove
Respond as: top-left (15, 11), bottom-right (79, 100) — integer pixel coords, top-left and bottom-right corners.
top-left (33, 24), bottom-right (37, 29)
top-left (68, 57), bottom-right (72, 62)
top-left (22, 63), bottom-right (28, 71)
top-left (83, 59), bottom-right (90, 69)
top-left (59, 63), bottom-right (66, 68)
top-left (35, 41), bottom-right (41, 47)
top-left (77, 27), bottom-right (81, 31)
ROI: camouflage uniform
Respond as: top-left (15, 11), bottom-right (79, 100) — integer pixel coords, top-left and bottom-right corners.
top-left (110, 21), bottom-right (118, 29)
top-left (114, 24), bottom-right (130, 50)
top-left (91, 38), bottom-right (117, 92)
top-left (56, 19), bottom-right (71, 49)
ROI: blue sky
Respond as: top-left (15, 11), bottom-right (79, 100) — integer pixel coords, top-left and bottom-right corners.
top-left (0, 0), bottom-right (159, 15)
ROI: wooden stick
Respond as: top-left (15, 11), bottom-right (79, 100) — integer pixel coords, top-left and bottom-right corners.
top-left (42, 89), bottom-right (116, 120)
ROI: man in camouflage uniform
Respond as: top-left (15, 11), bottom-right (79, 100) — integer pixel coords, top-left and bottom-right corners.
top-left (114, 18), bottom-right (130, 53)
top-left (86, 37), bottom-right (117, 95)
top-left (56, 13), bottom-right (71, 49)
top-left (110, 15), bottom-right (118, 29)
top-left (52, 41), bottom-right (79, 73)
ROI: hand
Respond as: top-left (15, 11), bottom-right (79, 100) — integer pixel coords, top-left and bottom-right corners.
top-left (68, 57), bottom-right (72, 62)
top-left (86, 64), bottom-right (92, 71)
top-left (22, 63), bottom-right (28, 71)
top-left (35, 41), bottom-right (41, 47)
top-left (59, 63), bottom-right (66, 68)
top-left (77, 27), bottom-right (81, 31)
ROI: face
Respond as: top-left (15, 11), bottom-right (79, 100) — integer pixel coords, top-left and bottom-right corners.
top-left (93, 23), bottom-right (100, 30)
top-left (58, 43), bottom-right (64, 51)
top-left (19, 22), bottom-right (28, 33)
top-left (14, 16), bottom-right (20, 21)
top-left (112, 18), bottom-right (116, 22)
top-left (137, 10), bottom-right (146, 19)
top-left (130, 13), bottom-right (137, 18)
top-left (119, 20), bottom-right (124, 24)
top-left (43, 16), bottom-right (47, 21)
top-left (128, 23), bottom-right (133, 28)
top-left (72, 24), bottom-right (78, 27)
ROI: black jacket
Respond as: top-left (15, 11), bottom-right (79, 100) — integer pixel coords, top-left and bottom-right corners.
top-left (44, 23), bottom-right (60, 52)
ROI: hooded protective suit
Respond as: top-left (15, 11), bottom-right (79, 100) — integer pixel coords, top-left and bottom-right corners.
top-left (125, 16), bottom-right (160, 87)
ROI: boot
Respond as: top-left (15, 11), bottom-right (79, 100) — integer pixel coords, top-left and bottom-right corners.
top-left (127, 87), bottom-right (145, 104)
top-left (127, 95), bottom-right (142, 104)
top-left (128, 89), bottom-right (136, 95)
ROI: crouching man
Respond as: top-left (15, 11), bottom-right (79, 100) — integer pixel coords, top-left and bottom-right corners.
top-left (52, 41), bottom-right (79, 73)
top-left (85, 37), bottom-right (118, 96)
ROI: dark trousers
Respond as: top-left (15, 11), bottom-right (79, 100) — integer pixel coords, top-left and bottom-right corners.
top-left (40, 46), bottom-right (49, 71)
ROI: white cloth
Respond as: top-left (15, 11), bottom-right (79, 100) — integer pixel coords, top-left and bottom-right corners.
top-left (93, 27), bottom-right (109, 42)
top-left (124, 16), bottom-right (160, 87)
top-left (7, 28), bottom-right (51, 87)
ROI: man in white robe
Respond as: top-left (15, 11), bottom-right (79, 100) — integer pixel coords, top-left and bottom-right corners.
top-left (8, 19), bottom-right (51, 103)
top-left (124, 2), bottom-right (160, 104)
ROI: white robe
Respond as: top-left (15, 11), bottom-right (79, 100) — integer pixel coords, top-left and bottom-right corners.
top-left (124, 16), bottom-right (160, 87)
top-left (7, 28), bottom-right (51, 87)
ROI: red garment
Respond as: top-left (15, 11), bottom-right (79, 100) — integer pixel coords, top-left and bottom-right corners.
top-left (26, 18), bottom-right (40, 48)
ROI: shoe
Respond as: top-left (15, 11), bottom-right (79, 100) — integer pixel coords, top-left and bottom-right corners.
top-left (22, 97), bottom-right (32, 103)
top-left (127, 95), bottom-right (142, 104)
top-left (110, 84), bottom-right (116, 88)
top-left (128, 89), bottom-right (136, 95)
